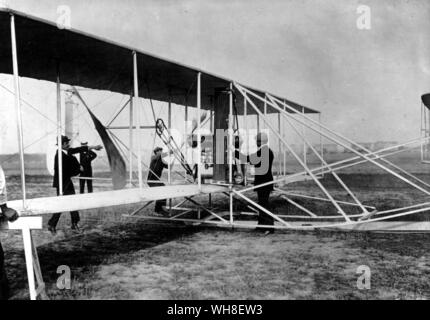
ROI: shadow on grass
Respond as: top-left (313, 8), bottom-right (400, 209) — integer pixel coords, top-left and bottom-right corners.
top-left (6, 220), bottom-right (199, 299)
top-left (313, 229), bottom-right (430, 257)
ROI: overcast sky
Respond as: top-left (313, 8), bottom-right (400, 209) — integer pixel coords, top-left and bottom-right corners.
top-left (0, 0), bottom-right (429, 154)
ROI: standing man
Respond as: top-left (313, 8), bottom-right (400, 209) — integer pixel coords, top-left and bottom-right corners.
top-left (48, 135), bottom-right (102, 234)
top-left (79, 141), bottom-right (97, 194)
top-left (235, 132), bottom-right (275, 235)
top-left (0, 164), bottom-right (19, 300)
top-left (147, 147), bottom-right (170, 215)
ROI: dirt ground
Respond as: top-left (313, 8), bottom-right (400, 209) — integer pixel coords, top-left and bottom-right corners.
top-left (1, 175), bottom-right (430, 300)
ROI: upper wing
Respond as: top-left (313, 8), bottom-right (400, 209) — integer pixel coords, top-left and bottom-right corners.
top-left (0, 9), bottom-right (318, 115)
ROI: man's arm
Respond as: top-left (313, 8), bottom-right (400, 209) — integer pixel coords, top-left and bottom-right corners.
top-left (69, 145), bottom-right (103, 155)
top-left (161, 150), bottom-right (173, 158)
top-left (89, 150), bottom-right (97, 161)
top-left (68, 146), bottom-right (88, 155)
top-left (161, 159), bottom-right (169, 169)
top-left (235, 148), bottom-right (266, 167)
top-left (234, 150), bottom-right (251, 164)
top-left (151, 150), bottom-right (173, 161)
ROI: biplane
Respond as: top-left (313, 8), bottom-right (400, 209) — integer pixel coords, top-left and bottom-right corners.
top-left (0, 8), bottom-right (430, 300)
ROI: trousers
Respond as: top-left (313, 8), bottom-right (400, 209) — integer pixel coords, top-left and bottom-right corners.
top-left (79, 178), bottom-right (93, 193)
top-left (148, 181), bottom-right (167, 211)
top-left (257, 189), bottom-right (274, 227)
top-left (48, 182), bottom-right (80, 227)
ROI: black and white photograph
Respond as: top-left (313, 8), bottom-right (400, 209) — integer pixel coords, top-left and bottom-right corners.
top-left (0, 0), bottom-right (429, 306)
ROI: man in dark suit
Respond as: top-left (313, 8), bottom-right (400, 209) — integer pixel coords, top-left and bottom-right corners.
top-left (0, 164), bottom-right (19, 300)
top-left (147, 147), bottom-right (170, 215)
top-left (48, 135), bottom-right (102, 234)
top-left (79, 142), bottom-right (97, 194)
top-left (235, 132), bottom-right (275, 234)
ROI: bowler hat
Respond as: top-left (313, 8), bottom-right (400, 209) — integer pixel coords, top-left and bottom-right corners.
top-left (56, 135), bottom-right (71, 145)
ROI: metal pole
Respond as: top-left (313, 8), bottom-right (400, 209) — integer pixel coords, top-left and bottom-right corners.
top-left (56, 69), bottom-right (63, 196)
top-left (421, 103), bottom-right (424, 162)
top-left (129, 92), bottom-right (133, 185)
top-left (283, 100), bottom-right (286, 176)
top-left (263, 94), bottom-right (267, 130)
top-left (168, 94), bottom-right (172, 210)
top-left (275, 189), bottom-right (375, 210)
top-left (280, 195), bottom-right (317, 217)
top-left (269, 93), bottom-right (430, 195)
top-left (168, 95), bottom-right (172, 185)
top-left (319, 112), bottom-right (324, 176)
top-left (107, 97), bottom-right (132, 127)
top-left (234, 83), bottom-right (350, 219)
top-left (10, 14), bottom-right (27, 206)
top-left (232, 190), bottom-right (291, 227)
top-left (209, 108), bottom-right (214, 186)
top-left (239, 85), bottom-right (430, 196)
top-left (282, 107), bottom-right (369, 214)
top-left (427, 105), bottom-right (430, 162)
top-left (197, 72), bottom-right (202, 191)
top-left (237, 136), bottom-right (428, 193)
top-left (229, 83), bottom-right (234, 225)
top-left (133, 51), bottom-right (143, 189)
top-left (256, 113), bottom-right (260, 133)
top-left (302, 107), bottom-right (306, 166)
top-left (210, 110), bottom-right (213, 134)
top-left (243, 93), bottom-right (248, 185)
top-left (262, 91), bottom-right (430, 196)
top-left (22, 228), bottom-right (36, 300)
top-left (278, 111), bottom-right (281, 177)
top-left (184, 103), bottom-right (188, 180)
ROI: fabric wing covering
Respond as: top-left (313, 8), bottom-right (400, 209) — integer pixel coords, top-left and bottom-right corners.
top-left (422, 94), bottom-right (430, 109)
top-left (86, 106), bottom-right (127, 190)
top-left (0, 9), bottom-right (319, 115)
top-left (74, 88), bottom-right (127, 190)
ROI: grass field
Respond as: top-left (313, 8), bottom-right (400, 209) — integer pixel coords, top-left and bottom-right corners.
top-left (1, 173), bottom-right (430, 300)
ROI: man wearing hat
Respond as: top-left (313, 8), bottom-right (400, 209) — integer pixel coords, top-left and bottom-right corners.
top-left (0, 163), bottom-right (19, 300)
top-left (48, 135), bottom-right (102, 234)
top-left (147, 146), bottom-right (170, 215)
top-left (235, 132), bottom-right (275, 235)
top-left (79, 142), bottom-right (98, 194)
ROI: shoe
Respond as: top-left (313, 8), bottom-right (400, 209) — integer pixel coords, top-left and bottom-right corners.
top-left (71, 223), bottom-right (82, 233)
top-left (48, 225), bottom-right (57, 235)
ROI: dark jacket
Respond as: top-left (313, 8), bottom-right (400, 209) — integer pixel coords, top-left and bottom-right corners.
top-left (235, 144), bottom-right (274, 192)
top-left (80, 149), bottom-right (97, 174)
top-left (53, 147), bottom-right (87, 189)
top-left (147, 153), bottom-right (168, 182)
